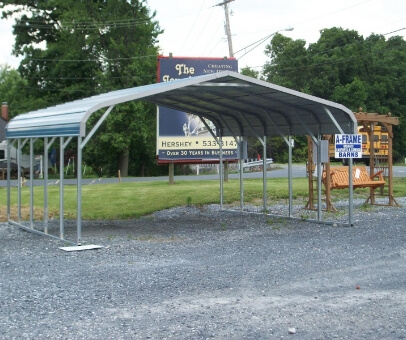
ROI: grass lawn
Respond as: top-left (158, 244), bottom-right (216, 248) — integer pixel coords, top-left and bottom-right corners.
top-left (1, 177), bottom-right (405, 221)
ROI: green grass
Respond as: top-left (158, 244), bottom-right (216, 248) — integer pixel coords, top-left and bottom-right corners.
top-left (1, 177), bottom-right (405, 221)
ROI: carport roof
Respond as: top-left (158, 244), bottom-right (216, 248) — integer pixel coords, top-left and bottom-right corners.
top-left (6, 71), bottom-right (356, 139)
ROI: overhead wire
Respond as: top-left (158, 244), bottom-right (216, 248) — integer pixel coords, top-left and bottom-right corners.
top-left (203, 22), bottom-right (225, 55)
top-left (190, 2), bottom-right (219, 53)
top-left (11, 16), bottom-right (154, 30)
top-left (14, 25), bottom-right (406, 86)
top-left (182, 0), bottom-right (207, 50)
top-left (11, 38), bottom-right (406, 95)
top-left (231, 0), bottom-right (381, 67)
top-left (7, 1), bottom-right (406, 88)
top-left (264, 40), bottom-right (406, 75)
top-left (20, 54), bottom-right (158, 63)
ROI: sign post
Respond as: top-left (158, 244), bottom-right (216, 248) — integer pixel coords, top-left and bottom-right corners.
top-left (335, 134), bottom-right (362, 227)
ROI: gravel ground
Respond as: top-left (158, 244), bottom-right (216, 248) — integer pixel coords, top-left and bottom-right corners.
top-left (1, 199), bottom-right (406, 340)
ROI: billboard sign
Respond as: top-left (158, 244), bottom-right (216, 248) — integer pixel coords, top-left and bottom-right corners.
top-left (157, 56), bottom-right (239, 163)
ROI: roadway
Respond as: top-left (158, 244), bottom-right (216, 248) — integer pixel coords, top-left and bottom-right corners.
top-left (1, 164), bottom-right (406, 186)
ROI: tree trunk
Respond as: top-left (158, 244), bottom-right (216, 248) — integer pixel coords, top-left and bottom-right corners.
top-left (118, 148), bottom-right (129, 177)
top-left (139, 163), bottom-right (145, 177)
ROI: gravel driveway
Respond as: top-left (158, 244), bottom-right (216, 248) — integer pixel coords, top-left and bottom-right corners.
top-left (1, 200), bottom-right (406, 340)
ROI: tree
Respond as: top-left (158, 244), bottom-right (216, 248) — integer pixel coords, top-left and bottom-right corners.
top-left (1, 0), bottom-right (162, 176)
top-left (263, 33), bottom-right (309, 91)
top-left (262, 27), bottom-right (406, 162)
top-left (0, 65), bottom-right (30, 117)
top-left (240, 66), bottom-right (259, 79)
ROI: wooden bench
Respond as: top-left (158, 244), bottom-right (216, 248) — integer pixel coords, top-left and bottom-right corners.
top-left (323, 166), bottom-right (385, 190)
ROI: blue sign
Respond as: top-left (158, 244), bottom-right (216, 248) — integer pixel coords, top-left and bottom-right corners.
top-left (335, 134), bottom-right (362, 158)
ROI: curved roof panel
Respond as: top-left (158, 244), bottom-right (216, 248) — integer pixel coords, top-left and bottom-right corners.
top-left (6, 71), bottom-right (356, 139)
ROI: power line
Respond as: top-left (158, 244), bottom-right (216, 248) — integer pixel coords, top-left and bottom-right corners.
top-left (20, 54), bottom-right (158, 63)
top-left (383, 27), bottom-right (406, 36)
top-left (12, 22), bottom-right (151, 31)
top-left (235, 28), bottom-right (294, 60)
top-left (23, 73), bottom-right (157, 81)
top-left (264, 41), bottom-right (406, 75)
top-left (183, 0), bottom-right (207, 49)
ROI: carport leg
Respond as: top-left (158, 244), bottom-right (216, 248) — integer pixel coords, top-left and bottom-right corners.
top-left (44, 137), bottom-right (49, 233)
top-left (288, 136), bottom-right (293, 217)
top-left (317, 134), bottom-right (322, 221)
top-left (17, 139), bottom-right (22, 222)
top-left (6, 140), bottom-right (15, 220)
top-left (77, 136), bottom-right (82, 245)
top-left (30, 138), bottom-right (34, 229)
top-left (239, 138), bottom-right (244, 211)
top-left (263, 136), bottom-right (267, 212)
top-left (348, 123), bottom-right (355, 226)
top-left (59, 137), bottom-right (64, 240)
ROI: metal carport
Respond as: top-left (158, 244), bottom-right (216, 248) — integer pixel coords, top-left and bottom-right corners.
top-left (5, 71), bottom-right (357, 245)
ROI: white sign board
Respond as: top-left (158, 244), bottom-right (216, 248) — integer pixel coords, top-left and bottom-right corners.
top-left (335, 134), bottom-right (362, 158)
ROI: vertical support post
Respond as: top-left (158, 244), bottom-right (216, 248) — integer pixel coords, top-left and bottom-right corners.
top-left (348, 123), bottom-right (355, 226)
top-left (29, 138), bottom-right (34, 229)
top-left (306, 136), bottom-right (314, 210)
top-left (262, 136), bottom-right (267, 213)
top-left (168, 162), bottom-right (175, 184)
top-left (17, 139), bottom-right (22, 222)
top-left (325, 160), bottom-right (332, 211)
top-left (6, 140), bottom-right (13, 220)
top-left (44, 137), bottom-right (49, 234)
top-left (288, 136), bottom-right (293, 217)
top-left (316, 134), bottom-right (322, 221)
top-left (219, 132), bottom-right (224, 209)
top-left (59, 137), bottom-right (65, 240)
top-left (387, 124), bottom-right (394, 205)
top-left (58, 136), bottom-right (73, 240)
top-left (77, 136), bottom-right (83, 245)
top-left (239, 138), bottom-right (244, 211)
top-left (369, 123), bottom-right (376, 204)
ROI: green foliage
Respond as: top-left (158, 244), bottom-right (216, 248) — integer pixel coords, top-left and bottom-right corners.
top-left (331, 77), bottom-right (369, 109)
top-left (263, 33), bottom-right (309, 91)
top-left (262, 27), bottom-right (406, 162)
top-left (0, 65), bottom-right (32, 117)
top-left (240, 66), bottom-right (259, 79)
top-left (1, 0), bottom-right (162, 176)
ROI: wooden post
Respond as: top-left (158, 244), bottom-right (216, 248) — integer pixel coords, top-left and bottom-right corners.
top-left (305, 136), bottom-right (314, 210)
top-left (385, 123), bottom-right (397, 205)
top-left (169, 162), bottom-right (175, 184)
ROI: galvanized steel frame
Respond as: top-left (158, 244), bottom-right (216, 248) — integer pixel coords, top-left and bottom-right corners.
top-left (5, 72), bottom-right (358, 244)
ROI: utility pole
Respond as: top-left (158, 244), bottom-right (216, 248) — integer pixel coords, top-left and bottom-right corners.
top-left (215, 0), bottom-right (235, 182)
top-left (215, 0), bottom-right (235, 58)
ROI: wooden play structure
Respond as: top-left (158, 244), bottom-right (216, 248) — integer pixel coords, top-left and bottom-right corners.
top-left (306, 110), bottom-right (399, 211)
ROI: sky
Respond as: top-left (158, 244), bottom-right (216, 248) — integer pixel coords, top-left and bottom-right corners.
top-left (1, 0), bottom-right (405, 72)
